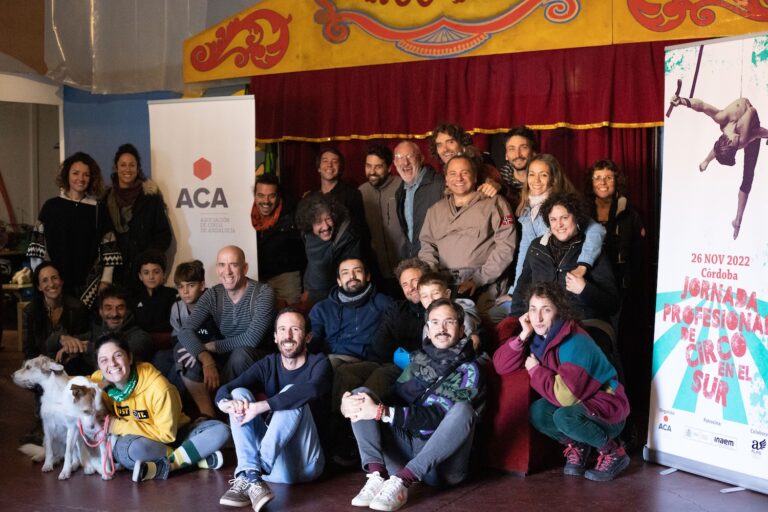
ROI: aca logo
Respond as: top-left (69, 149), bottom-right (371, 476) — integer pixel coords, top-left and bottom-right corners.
top-left (658, 415), bottom-right (672, 432)
top-left (176, 157), bottom-right (229, 208)
top-left (752, 439), bottom-right (766, 455)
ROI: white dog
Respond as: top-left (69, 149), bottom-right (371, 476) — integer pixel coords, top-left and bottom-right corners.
top-left (13, 356), bottom-right (78, 479)
top-left (66, 376), bottom-right (113, 480)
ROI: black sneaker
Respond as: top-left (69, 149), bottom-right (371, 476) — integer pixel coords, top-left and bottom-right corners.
top-left (584, 446), bottom-right (630, 481)
top-left (563, 443), bottom-right (591, 476)
top-left (132, 458), bottom-right (170, 482)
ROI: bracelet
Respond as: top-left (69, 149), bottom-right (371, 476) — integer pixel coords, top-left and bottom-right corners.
top-left (203, 362), bottom-right (217, 368)
top-left (375, 403), bottom-right (385, 421)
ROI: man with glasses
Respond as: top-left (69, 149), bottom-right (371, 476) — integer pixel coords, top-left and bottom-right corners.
top-left (341, 299), bottom-right (483, 511)
top-left (393, 140), bottom-right (444, 259)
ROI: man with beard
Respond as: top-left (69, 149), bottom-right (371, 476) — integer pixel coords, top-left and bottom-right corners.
top-left (216, 308), bottom-right (332, 511)
top-left (309, 257), bottom-right (393, 465)
top-left (341, 299), bottom-right (484, 511)
top-left (393, 141), bottom-right (444, 259)
top-left (309, 258), bottom-right (393, 371)
top-left (358, 144), bottom-right (404, 296)
top-left (55, 285), bottom-right (153, 374)
top-left (429, 122), bottom-right (503, 198)
top-left (251, 173), bottom-right (305, 306)
top-left (501, 125), bottom-right (538, 208)
top-left (296, 195), bottom-right (362, 307)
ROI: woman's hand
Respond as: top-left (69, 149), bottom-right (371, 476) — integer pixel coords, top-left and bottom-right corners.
top-left (495, 294), bottom-right (512, 305)
top-left (524, 354), bottom-right (539, 371)
top-left (519, 312), bottom-right (533, 341)
top-left (565, 271), bottom-right (586, 294)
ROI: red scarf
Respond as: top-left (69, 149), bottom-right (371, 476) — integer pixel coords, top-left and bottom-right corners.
top-left (251, 199), bottom-right (282, 231)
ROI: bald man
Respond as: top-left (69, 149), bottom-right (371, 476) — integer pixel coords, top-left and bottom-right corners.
top-left (393, 141), bottom-right (445, 258)
top-left (176, 246), bottom-right (276, 415)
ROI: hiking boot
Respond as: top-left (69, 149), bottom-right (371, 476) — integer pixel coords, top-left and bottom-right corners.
top-left (563, 443), bottom-right (591, 476)
top-left (132, 458), bottom-right (170, 482)
top-left (369, 475), bottom-right (408, 512)
top-left (351, 471), bottom-right (386, 507)
top-left (219, 475), bottom-right (253, 507)
top-left (584, 446), bottom-right (630, 481)
top-left (248, 480), bottom-right (275, 512)
top-left (197, 450), bottom-right (224, 470)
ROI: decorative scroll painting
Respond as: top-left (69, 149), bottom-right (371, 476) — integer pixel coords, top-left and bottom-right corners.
top-left (616, 0), bottom-right (768, 43)
top-left (184, 0), bottom-right (603, 82)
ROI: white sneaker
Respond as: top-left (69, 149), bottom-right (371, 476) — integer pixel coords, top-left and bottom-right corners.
top-left (350, 471), bottom-right (386, 507)
top-left (369, 476), bottom-right (408, 511)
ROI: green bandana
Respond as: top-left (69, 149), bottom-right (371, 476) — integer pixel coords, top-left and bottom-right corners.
top-left (105, 366), bottom-right (138, 402)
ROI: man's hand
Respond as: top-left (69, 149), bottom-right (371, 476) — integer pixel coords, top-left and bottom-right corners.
top-left (524, 354), bottom-right (539, 371)
top-left (457, 278), bottom-right (477, 297)
top-left (202, 364), bottom-right (220, 391)
top-left (477, 179), bottom-right (501, 198)
top-left (59, 335), bottom-right (88, 355)
top-left (340, 391), bottom-right (363, 419)
top-left (344, 392), bottom-right (379, 423)
top-left (203, 341), bottom-right (218, 353)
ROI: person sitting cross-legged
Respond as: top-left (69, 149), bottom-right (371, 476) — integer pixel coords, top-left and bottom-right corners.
top-left (215, 308), bottom-right (332, 511)
top-left (341, 299), bottom-right (484, 511)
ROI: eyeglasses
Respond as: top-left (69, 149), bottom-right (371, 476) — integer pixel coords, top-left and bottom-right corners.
top-left (592, 175), bottom-right (615, 182)
top-left (427, 318), bottom-right (460, 329)
top-left (394, 154), bottom-right (418, 162)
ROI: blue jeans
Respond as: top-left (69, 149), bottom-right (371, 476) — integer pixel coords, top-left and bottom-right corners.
top-left (529, 399), bottom-right (625, 451)
top-left (112, 419), bottom-right (230, 470)
top-left (229, 387), bottom-right (324, 484)
top-left (351, 388), bottom-right (475, 487)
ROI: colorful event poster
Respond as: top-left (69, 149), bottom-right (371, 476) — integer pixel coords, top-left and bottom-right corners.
top-left (646, 33), bottom-right (768, 494)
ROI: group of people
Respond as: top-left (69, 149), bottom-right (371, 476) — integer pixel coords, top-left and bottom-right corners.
top-left (20, 123), bottom-right (646, 511)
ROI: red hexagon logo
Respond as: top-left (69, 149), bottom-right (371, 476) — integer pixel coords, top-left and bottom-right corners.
top-left (193, 157), bottom-right (212, 180)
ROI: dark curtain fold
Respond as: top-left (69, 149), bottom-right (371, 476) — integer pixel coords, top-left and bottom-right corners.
top-left (252, 42), bottom-right (666, 143)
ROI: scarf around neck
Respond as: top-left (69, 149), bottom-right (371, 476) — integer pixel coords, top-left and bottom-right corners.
top-left (104, 366), bottom-right (138, 402)
top-left (528, 189), bottom-right (550, 220)
top-left (251, 199), bottom-right (283, 231)
top-left (398, 335), bottom-right (475, 404)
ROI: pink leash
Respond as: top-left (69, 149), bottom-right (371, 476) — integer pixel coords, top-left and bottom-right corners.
top-left (78, 415), bottom-right (115, 478)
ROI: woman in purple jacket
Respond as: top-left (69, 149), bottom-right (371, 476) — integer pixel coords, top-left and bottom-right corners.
top-left (493, 281), bottom-right (630, 481)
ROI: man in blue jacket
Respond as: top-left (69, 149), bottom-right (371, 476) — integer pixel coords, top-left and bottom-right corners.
top-left (309, 257), bottom-right (393, 463)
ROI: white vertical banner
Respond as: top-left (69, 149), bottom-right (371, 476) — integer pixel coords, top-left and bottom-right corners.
top-left (646, 33), bottom-right (768, 494)
top-left (148, 95), bottom-right (257, 282)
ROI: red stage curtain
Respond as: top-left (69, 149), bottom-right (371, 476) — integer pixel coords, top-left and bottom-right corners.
top-left (251, 42), bottom-right (666, 143)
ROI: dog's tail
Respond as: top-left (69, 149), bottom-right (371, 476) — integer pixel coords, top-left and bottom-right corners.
top-left (19, 443), bottom-right (45, 462)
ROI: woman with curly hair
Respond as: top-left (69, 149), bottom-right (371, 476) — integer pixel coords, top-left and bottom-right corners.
top-left (494, 282), bottom-right (630, 481)
top-left (27, 152), bottom-right (122, 306)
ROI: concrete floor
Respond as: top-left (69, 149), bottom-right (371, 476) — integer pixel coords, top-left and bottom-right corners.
top-left (1, 330), bottom-right (766, 512)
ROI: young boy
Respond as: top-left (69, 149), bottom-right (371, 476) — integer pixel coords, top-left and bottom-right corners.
top-left (171, 260), bottom-right (223, 418)
top-left (417, 272), bottom-right (481, 352)
top-left (130, 249), bottom-right (178, 351)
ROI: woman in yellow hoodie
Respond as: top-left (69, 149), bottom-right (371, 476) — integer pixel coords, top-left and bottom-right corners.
top-left (92, 336), bottom-right (230, 482)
